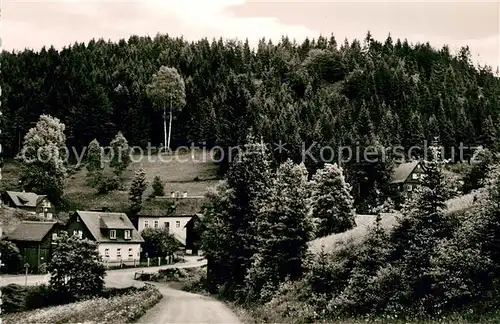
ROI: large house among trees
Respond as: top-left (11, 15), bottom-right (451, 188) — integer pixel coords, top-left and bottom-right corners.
top-left (137, 194), bottom-right (204, 253)
top-left (390, 160), bottom-right (424, 192)
top-left (1, 191), bottom-right (55, 220)
top-left (66, 211), bottom-right (144, 266)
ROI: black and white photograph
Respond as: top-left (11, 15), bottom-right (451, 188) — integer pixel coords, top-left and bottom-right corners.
top-left (0, 0), bottom-right (499, 323)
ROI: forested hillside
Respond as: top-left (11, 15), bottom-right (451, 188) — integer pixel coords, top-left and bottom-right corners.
top-left (1, 33), bottom-right (499, 210)
top-left (2, 33), bottom-right (499, 156)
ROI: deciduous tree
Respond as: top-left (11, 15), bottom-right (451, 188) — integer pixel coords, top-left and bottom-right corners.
top-left (146, 66), bottom-right (186, 150)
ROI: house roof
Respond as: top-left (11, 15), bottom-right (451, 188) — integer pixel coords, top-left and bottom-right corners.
top-left (390, 161), bottom-right (420, 184)
top-left (6, 221), bottom-right (57, 242)
top-left (5, 191), bottom-right (48, 208)
top-left (75, 211), bottom-right (144, 243)
top-left (138, 197), bottom-right (205, 217)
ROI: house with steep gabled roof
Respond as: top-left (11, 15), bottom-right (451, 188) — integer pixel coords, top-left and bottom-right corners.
top-left (66, 211), bottom-right (144, 266)
top-left (5, 221), bottom-right (61, 272)
top-left (137, 195), bottom-right (204, 253)
top-left (1, 191), bottom-right (55, 220)
top-left (390, 160), bottom-right (424, 193)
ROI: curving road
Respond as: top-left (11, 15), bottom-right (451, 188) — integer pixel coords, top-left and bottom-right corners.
top-left (0, 256), bottom-right (206, 288)
top-left (1, 256), bottom-right (243, 323)
top-left (136, 283), bottom-right (242, 324)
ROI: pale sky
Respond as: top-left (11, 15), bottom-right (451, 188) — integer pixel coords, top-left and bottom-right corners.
top-left (2, 0), bottom-right (500, 69)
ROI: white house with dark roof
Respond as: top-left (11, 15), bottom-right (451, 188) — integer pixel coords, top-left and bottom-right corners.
top-left (1, 191), bottom-right (55, 219)
top-left (137, 195), bottom-right (204, 252)
top-left (66, 211), bottom-right (144, 266)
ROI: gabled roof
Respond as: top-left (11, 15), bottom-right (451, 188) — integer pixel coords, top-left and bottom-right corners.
top-left (6, 221), bottom-right (57, 242)
top-left (75, 211), bottom-right (144, 243)
top-left (5, 191), bottom-right (48, 208)
top-left (138, 197), bottom-right (205, 217)
top-left (390, 161), bottom-right (420, 184)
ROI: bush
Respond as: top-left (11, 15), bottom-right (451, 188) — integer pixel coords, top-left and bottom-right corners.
top-left (1, 284), bottom-right (28, 314)
top-left (96, 174), bottom-right (121, 194)
top-left (2, 284), bottom-right (162, 324)
top-left (0, 240), bottom-right (23, 273)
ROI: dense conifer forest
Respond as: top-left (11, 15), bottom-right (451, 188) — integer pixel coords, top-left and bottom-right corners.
top-left (1, 33), bottom-right (499, 209)
top-left (2, 33), bottom-right (499, 155)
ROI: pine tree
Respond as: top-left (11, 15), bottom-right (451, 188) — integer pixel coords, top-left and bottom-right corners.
top-left (129, 167), bottom-right (148, 212)
top-left (243, 160), bottom-right (312, 303)
top-left (311, 163), bottom-right (355, 237)
top-left (151, 175), bottom-right (165, 197)
top-left (109, 131), bottom-right (130, 176)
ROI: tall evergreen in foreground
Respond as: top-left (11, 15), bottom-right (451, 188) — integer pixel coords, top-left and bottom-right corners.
top-left (310, 163), bottom-right (355, 238)
top-left (201, 135), bottom-right (273, 298)
top-left (243, 160), bottom-right (312, 303)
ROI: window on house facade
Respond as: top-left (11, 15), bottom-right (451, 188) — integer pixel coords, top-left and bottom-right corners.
top-left (144, 220), bottom-right (149, 228)
top-left (76, 216), bottom-right (80, 222)
top-left (110, 230), bottom-right (117, 239)
top-left (176, 221), bottom-right (180, 228)
top-left (124, 230), bottom-right (131, 239)
top-left (73, 230), bottom-right (83, 239)
top-left (52, 233), bottom-right (57, 241)
top-left (164, 222), bottom-right (170, 231)
top-left (154, 220), bottom-right (159, 228)
top-left (105, 249), bottom-right (109, 257)
top-left (412, 173), bottom-right (419, 180)
top-left (407, 184), bottom-right (413, 191)
top-left (128, 248), bottom-right (133, 257)
top-left (117, 248), bottom-right (121, 257)
top-left (46, 213), bottom-right (53, 220)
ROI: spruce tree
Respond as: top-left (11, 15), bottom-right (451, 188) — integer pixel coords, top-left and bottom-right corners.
top-left (86, 139), bottom-right (102, 172)
top-left (109, 131), bottom-right (130, 176)
top-left (151, 175), bottom-right (165, 197)
top-left (200, 134), bottom-right (273, 298)
top-left (244, 160), bottom-right (312, 303)
top-left (388, 140), bottom-right (454, 311)
top-left (85, 138), bottom-right (102, 187)
top-left (311, 163), bottom-right (355, 237)
top-left (129, 167), bottom-right (148, 212)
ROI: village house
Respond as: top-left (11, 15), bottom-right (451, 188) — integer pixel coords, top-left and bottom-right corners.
top-left (5, 221), bottom-right (61, 272)
top-left (66, 211), bottom-right (144, 266)
top-left (1, 191), bottom-right (55, 220)
top-left (389, 160), bottom-right (424, 192)
top-left (137, 193), bottom-right (204, 254)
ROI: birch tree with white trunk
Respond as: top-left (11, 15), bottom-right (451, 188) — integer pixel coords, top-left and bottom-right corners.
top-left (146, 66), bottom-right (186, 151)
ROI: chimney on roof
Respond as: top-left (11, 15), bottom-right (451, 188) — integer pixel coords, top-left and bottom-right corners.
top-left (182, 191), bottom-right (187, 198)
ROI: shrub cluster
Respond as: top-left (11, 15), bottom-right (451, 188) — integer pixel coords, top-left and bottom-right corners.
top-left (2, 284), bottom-right (162, 324)
top-left (246, 151), bottom-right (500, 322)
top-left (1, 284), bottom-right (140, 315)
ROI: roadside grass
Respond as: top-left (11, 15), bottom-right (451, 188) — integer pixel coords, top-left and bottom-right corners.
top-left (2, 149), bottom-right (220, 212)
top-left (2, 283), bottom-right (162, 324)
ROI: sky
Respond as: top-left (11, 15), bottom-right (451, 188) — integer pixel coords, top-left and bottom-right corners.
top-left (2, 0), bottom-right (500, 69)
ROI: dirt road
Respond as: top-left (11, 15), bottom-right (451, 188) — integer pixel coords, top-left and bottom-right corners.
top-left (137, 282), bottom-right (242, 324)
top-left (1, 257), bottom-right (242, 323)
top-left (0, 256), bottom-right (206, 287)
